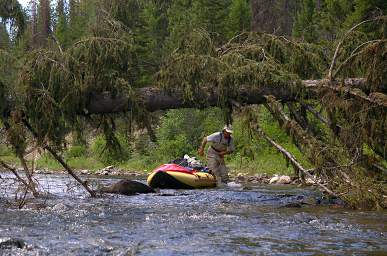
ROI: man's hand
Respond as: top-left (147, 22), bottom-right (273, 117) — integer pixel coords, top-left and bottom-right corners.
top-left (198, 147), bottom-right (205, 156)
top-left (198, 137), bottom-right (207, 157)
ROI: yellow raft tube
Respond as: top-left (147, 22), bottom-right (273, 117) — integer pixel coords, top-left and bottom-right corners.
top-left (147, 164), bottom-right (216, 189)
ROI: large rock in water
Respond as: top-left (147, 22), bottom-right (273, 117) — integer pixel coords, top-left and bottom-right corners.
top-left (100, 179), bottom-right (155, 196)
top-left (0, 238), bottom-right (26, 249)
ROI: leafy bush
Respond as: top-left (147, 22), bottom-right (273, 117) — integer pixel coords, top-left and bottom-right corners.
top-left (151, 108), bottom-right (224, 161)
top-left (91, 133), bottom-right (131, 165)
top-left (154, 134), bottom-right (193, 161)
top-left (65, 145), bottom-right (87, 159)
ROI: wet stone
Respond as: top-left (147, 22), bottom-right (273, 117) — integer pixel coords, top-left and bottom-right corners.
top-left (0, 238), bottom-right (27, 249)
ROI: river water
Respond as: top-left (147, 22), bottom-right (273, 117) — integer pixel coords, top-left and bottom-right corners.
top-left (0, 173), bottom-right (386, 255)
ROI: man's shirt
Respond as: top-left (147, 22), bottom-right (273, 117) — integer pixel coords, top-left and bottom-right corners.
top-left (206, 132), bottom-right (235, 157)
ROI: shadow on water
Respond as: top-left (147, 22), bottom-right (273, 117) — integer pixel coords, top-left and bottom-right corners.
top-left (0, 172), bottom-right (386, 255)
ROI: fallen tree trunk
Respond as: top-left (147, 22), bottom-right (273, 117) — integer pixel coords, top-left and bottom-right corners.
top-left (85, 78), bottom-right (370, 114)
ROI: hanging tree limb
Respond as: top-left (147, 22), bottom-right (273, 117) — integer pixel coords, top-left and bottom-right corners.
top-left (333, 39), bottom-right (387, 79)
top-left (286, 102), bottom-right (308, 130)
top-left (0, 121), bottom-right (39, 197)
top-left (22, 119), bottom-right (97, 197)
top-left (301, 104), bottom-right (335, 128)
top-left (0, 159), bottom-right (38, 196)
top-left (302, 103), bottom-right (386, 173)
top-left (16, 153), bottom-right (39, 196)
top-left (231, 101), bottom-right (335, 195)
top-left (264, 95), bottom-right (353, 183)
top-left (263, 96), bottom-right (387, 210)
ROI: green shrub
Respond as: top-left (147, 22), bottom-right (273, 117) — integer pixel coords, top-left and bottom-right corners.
top-left (154, 134), bottom-right (194, 161)
top-left (151, 108), bottom-right (224, 161)
top-left (0, 144), bottom-right (13, 157)
top-left (65, 145), bottom-right (87, 159)
top-left (91, 133), bottom-right (131, 165)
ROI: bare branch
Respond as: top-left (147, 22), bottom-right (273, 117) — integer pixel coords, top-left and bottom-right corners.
top-left (328, 16), bottom-right (387, 80)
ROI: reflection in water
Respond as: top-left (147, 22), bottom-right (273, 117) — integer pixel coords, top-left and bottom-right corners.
top-left (0, 173), bottom-right (386, 255)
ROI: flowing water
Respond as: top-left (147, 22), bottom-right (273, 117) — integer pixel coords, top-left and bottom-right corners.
top-left (0, 172), bottom-right (386, 255)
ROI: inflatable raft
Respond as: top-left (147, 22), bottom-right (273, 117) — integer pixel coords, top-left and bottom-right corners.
top-left (147, 164), bottom-right (216, 189)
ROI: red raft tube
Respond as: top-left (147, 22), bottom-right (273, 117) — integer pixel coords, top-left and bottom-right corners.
top-left (147, 164), bottom-right (216, 189)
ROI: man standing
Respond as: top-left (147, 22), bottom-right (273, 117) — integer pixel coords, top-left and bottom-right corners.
top-left (198, 125), bottom-right (235, 187)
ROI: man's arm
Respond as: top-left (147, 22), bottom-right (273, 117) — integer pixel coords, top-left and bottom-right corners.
top-left (219, 139), bottom-right (235, 157)
top-left (198, 137), bottom-right (207, 156)
top-left (218, 150), bottom-right (233, 158)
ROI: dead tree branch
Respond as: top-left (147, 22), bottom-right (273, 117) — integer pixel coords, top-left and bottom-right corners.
top-left (328, 16), bottom-right (387, 80)
top-left (255, 127), bottom-right (337, 195)
top-left (22, 120), bottom-right (97, 197)
top-left (264, 95), bottom-right (354, 184)
top-left (0, 159), bottom-right (38, 196)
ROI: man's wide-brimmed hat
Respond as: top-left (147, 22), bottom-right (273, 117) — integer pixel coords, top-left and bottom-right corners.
top-left (223, 125), bottom-right (233, 134)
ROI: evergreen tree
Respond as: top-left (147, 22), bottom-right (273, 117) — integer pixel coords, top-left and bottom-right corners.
top-left (68, 0), bottom-right (94, 42)
top-left (68, 0), bottom-right (77, 25)
top-left (0, 0), bottom-right (26, 39)
top-left (318, 0), bottom-right (354, 41)
top-left (165, 0), bottom-right (195, 52)
top-left (142, 0), bottom-right (170, 61)
top-left (350, 0), bottom-right (387, 22)
top-left (37, 0), bottom-right (51, 45)
top-left (293, 0), bottom-right (317, 42)
top-left (192, 0), bottom-right (231, 44)
top-left (54, 0), bottom-right (67, 47)
top-left (251, 0), bottom-right (299, 36)
top-left (345, 0), bottom-right (387, 35)
top-left (226, 0), bottom-right (251, 38)
top-left (0, 22), bottom-right (10, 49)
top-left (29, 0), bottom-right (38, 47)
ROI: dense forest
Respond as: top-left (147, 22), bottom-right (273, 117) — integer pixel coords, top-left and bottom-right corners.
top-left (0, 0), bottom-right (386, 209)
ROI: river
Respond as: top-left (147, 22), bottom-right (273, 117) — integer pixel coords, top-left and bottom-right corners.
top-left (0, 173), bottom-right (386, 255)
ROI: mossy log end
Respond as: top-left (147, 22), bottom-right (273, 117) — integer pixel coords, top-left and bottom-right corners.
top-left (86, 78), bottom-right (370, 114)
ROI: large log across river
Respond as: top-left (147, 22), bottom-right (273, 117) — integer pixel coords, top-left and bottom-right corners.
top-left (86, 78), bottom-right (375, 114)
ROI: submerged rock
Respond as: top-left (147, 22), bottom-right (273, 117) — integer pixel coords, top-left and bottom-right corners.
top-left (100, 179), bottom-right (155, 196)
top-left (0, 238), bottom-right (26, 249)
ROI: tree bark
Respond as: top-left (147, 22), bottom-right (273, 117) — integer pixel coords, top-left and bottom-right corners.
top-left (38, 0), bottom-right (51, 45)
top-left (85, 78), bottom-right (370, 114)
